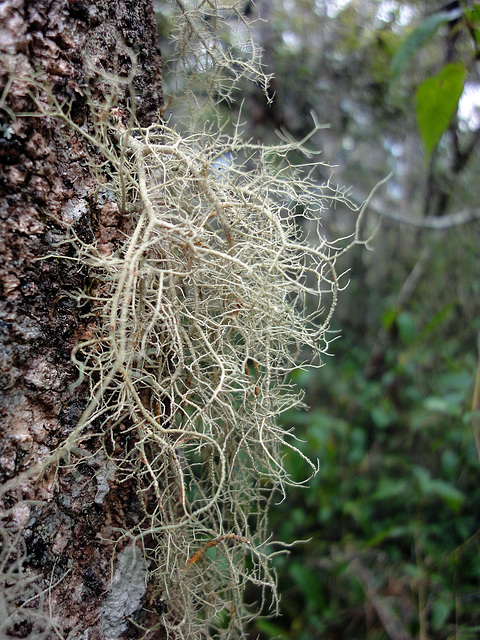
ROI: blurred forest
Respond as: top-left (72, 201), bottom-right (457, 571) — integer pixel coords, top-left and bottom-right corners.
top-left (156, 1), bottom-right (480, 639)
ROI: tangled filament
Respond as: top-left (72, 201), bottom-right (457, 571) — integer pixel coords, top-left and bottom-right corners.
top-left (1, 6), bottom-right (362, 633)
top-left (64, 114), bottom-right (348, 637)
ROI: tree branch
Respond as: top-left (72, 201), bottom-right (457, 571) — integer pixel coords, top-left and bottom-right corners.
top-left (352, 196), bottom-right (480, 229)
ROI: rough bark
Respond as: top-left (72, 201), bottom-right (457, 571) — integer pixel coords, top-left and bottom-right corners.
top-left (0, 1), bottom-right (163, 637)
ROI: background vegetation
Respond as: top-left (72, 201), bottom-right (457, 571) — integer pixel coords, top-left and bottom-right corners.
top-left (155, 1), bottom-right (480, 638)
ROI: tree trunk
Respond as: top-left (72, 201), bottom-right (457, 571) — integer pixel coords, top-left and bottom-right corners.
top-left (0, 1), bottom-right (163, 637)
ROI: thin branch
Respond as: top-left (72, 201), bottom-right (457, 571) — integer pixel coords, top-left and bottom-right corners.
top-left (375, 207), bottom-right (480, 229)
top-left (347, 557), bottom-right (414, 640)
top-left (350, 196), bottom-right (480, 229)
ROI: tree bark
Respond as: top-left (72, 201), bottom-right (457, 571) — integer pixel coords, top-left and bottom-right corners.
top-left (0, 1), bottom-right (163, 637)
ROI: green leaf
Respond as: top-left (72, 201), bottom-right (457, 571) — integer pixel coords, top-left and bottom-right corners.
top-left (464, 5), bottom-right (480, 44)
top-left (255, 620), bottom-right (289, 640)
top-left (413, 465), bottom-right (431, 494)
top-left (431, 598), bottom-right (453, 630)
top-left (366, 525), bottom-right (411, 547)
top-left (429, 479), bottom-right (464, 510)
top-left (419, 302), bottom-right (455, 340)
top-left (424, 394), bottom-right (463, 416)
top-left (413, 466), bottom-right (464, 510)
top-left (391, 11), bottom-right (462, 79)
top-left (370, 405), bottom-right (395, 429)
top-left (404, 563), bottom-right (425, 579)
top-left (371, 478), bottom-right (408, 500)
top-left (396, 311), bottom-right (416, 345)
top-left (441, 449), bottom-right (460, 476)
top-left (289, 563), bottom-right (327, 611)
top-left (465, 4), bottom-right (480, 21)
top-left (416, 63), bottom-right (466, 161)
top-left (381, 307), bottom-right (397, 331)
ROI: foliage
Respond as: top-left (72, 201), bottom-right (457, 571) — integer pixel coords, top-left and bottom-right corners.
top-left (415, 62), bottom-right (466, 163)
top-left (391, 3), bottom-right (480, 162)
top-left (263, 299), bottom-right (480, 638)
top-left (390, 9), bottom-right (461, 79)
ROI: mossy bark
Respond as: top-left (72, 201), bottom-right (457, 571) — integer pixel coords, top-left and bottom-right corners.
top-left (0, 1), bottom-right (163, 637)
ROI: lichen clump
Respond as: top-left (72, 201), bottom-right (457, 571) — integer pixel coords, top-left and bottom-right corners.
top-left (1, 3), bottom-right (359, 632)
top-left (67, 113), bottom-right (346, 636)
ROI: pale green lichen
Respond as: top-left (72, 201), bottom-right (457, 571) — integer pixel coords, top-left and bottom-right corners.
top-left (0, 3), bottom-right (370, 638)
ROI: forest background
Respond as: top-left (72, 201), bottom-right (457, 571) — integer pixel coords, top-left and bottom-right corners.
top-left (155, 1), bottom-right (480, 639)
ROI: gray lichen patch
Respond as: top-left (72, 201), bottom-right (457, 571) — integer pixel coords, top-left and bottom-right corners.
top-left (100, 544), bottom-right (147, 640)
top-left (63, 197), bottom-right (89, 224)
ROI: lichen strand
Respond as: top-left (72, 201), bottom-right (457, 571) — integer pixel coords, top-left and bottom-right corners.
top-left (171, 0), bottom-right (271, 105)
top-left (62, 108), bottom-right (354, 638)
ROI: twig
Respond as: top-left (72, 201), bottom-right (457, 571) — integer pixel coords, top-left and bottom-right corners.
top-left (347, 557), bottom-right (414, 640)
top-left (349, 194), bottom-right (480, 229)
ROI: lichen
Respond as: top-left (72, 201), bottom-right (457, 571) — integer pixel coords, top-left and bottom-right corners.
top-left (101, 545), bottom-right (147, 640)
top-left (0, 3), bottom-right (373, 638)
